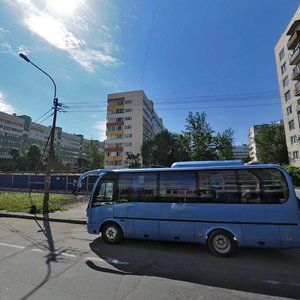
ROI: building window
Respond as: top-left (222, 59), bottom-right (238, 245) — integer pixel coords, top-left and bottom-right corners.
top-left (125, 100), bottom-right (132, 104)
top-left (289, 119), bottom-right (295, 130)
top-left (285, 90), bottom-right (291, 101)
top-left (291, 135), bottom-right (297, 144)
top-left (279, 48), bottom-right (285, 61)
top-left (283, 76), bottom-right (289, 87)
top-left (125, 108), bottom-right (132, 112)
top-left (281, 62), bottom-right (287, 74)
top-left (287, 105), bottom-right (293, 115)
top-left (292, 151), bottom-right (299, 160)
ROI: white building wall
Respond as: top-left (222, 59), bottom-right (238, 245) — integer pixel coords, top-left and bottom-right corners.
top-left (105, 90), bottom-right (165, 169)
top-left (275, 5), bottom-right (300, 166)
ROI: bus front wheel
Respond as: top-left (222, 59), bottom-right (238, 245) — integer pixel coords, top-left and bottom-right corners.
top-left (101, 222), bottom-right (123, 245)
top-left (207, 230), bottom-right (237, 257)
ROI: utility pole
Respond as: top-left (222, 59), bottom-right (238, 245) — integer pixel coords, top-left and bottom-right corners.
top-left (43, 97), bottom-right (59, 214)
top-left (19, 53), bottom-right (59, 215)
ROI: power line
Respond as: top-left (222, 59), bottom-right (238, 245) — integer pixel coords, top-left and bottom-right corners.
top-left (32, 108), bottom-right (54, 123)
top-left (66, 102), bottom-right (281, 113)
top-left (63, 91), bottom-right (283, 106)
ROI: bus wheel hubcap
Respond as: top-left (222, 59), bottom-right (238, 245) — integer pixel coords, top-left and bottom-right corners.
top-left (106, 227), bottom-right (117, 239)
top-left (213, 235), bottom-right (230, 253)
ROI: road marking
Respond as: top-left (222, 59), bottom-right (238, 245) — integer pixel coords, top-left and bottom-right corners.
top-left (31, 248), bottom-right (45, 253)
top-left (85, 256), bottom-right (130, 265)
top-left (85, 256), bottom-right (105, 262)
top-left (0, 243), bottom-right (77, 258)
top-left (0, 242), bottom-right (25, 249)
top-left (262, 280), bottom-right (300, 287)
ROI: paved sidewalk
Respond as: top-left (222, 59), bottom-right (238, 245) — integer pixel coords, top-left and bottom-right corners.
top-left (0, 201), bottom-right (88, 224)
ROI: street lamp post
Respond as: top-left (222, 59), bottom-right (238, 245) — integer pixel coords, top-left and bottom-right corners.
top-left (19, 53), bottom-right (59, 215)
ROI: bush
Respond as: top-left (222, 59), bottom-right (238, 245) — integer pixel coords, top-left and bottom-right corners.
top-left (283, 165), bottom-right (300, 187)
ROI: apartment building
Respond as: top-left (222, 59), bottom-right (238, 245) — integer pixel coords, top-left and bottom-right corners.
top-left (275, 5), bottom-right (300, 166)
top-left (232, 144), bottom-right (249, 160)
top-left (105, 90), bottom-right (165, 169)
top-left (0, 111), bottom-right (102, 170)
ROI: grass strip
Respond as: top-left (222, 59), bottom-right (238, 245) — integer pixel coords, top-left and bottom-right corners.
top-left (0, 192), bottom-right (73, 213)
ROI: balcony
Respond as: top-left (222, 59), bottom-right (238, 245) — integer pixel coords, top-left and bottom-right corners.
top-left (104, 147), bottom-right (123, 152)
top-left (292, 65), bottom-right (300, 81)
top-left (287, 20), bottom-right (300, 35)
top-left (289, 46), bottom-right (300, 65)
top-left (287, 31), bottom-right (300, 50)
top-left (295, 82), bottom-right (300, 97)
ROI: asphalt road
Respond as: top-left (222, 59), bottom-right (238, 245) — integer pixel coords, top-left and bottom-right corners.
top-left (0, 217), bottom-right (299, 300)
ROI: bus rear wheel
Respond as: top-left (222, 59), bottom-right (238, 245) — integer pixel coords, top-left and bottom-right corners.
top-left (207, 230), bottom-right (237, 257)
top-left (101, 222), bottom-right (123, 245)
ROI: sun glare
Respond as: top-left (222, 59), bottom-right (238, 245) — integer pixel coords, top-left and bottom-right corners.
top-left (46, 0), bottom-right (83, 16)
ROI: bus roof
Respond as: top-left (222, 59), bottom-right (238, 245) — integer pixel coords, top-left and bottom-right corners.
top-left (105, 161), bottom-right (283, 174)
top-left (171, 160), bottom-right (244, 168)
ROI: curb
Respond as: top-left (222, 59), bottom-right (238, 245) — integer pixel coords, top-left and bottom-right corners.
top-left (0, 213), bottom-right (86, 225)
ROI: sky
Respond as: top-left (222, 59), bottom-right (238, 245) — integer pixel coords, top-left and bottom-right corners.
top-left (0, 0), bottom-right (300, 145)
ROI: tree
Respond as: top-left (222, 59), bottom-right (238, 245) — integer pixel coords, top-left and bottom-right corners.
top-left (77, 157), bottom-right (89, 172)
top-left (126, 153), bottom-right (141, 168)
top-left (85, 140), bottom-right (104, 169)
top-left (183, 112), bottom-right (216, 160)
top-left (10, 149), bottom-right (21, 171)
top-left (24, 144), bottom-right (43, 172)
top-left (215, 128), bottom-right (234, 160)
top-left (255, 124), bottom-right (288, 164)
top-left (141, 130), bottom-right (189, 167)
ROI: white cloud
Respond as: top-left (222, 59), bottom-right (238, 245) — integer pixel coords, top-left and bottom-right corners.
top-left (0, 28), bottom-right (9, 36)
top-left (0, 91), bottom-right (17, 114)
top-left (6, 0), bottom-right (119, 72)
top-left (1, 41), bottom-right (13, 54)
top-left (92, 121), bottom-right (106, 141)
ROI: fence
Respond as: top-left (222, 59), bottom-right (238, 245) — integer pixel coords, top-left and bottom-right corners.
top-left (0, 173), bottom-right (97, 193)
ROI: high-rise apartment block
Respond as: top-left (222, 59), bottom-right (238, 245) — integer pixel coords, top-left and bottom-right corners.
top-left (275, 5), bottom-right (300, 166)
top-left (0, 111), bottom-right (103, 170)
top-left (105, 90), bottom-right (165, 169)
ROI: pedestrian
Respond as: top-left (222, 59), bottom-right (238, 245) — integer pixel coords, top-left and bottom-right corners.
top-left (72, 178), bottom-right (78, 195)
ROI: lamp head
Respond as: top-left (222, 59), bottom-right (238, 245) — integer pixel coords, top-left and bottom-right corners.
top-left (19, 53), bottom-right (30, 63)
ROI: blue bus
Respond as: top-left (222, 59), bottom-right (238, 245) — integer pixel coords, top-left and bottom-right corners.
top-left (78, 160), bottom-right (300, 257)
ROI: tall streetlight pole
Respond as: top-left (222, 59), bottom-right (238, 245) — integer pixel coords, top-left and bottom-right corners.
top-left (19, 53), bottom-right (59, 215)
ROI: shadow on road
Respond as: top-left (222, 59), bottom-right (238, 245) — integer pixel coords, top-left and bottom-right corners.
top-left (20, 212), bottom-right (59, 300)
top-left (87, 237), bottom-right (300, 299)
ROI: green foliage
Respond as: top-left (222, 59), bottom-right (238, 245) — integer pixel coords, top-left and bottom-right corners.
top-left (215, 128), bottom-right (234, 160)
top-left (255, 125), bottom-right (288, 164)
top-left (141, 112), bottom-right (235, 167)
top-left (182, 112), bottom-right (234, 161)
top-left (24, 144), bottom-right (43, 172)
top-left (283, 165), bottom-right (300, 186)
top-left (126, 153), bottom-right (141, 168)
top-left (85, 140), bottom-right (104, 170)
top-left (183, 112), bottom-right (216, 160)
top-left (0, 192), bottom-right (73, 213)
top-left (141, 130), bottom-right (190, 167)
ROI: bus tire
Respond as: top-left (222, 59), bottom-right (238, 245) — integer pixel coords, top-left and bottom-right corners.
top-left (207, 230), bottom-right (237, 257)
top-left (101, 222), bottom-right (123, 245)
